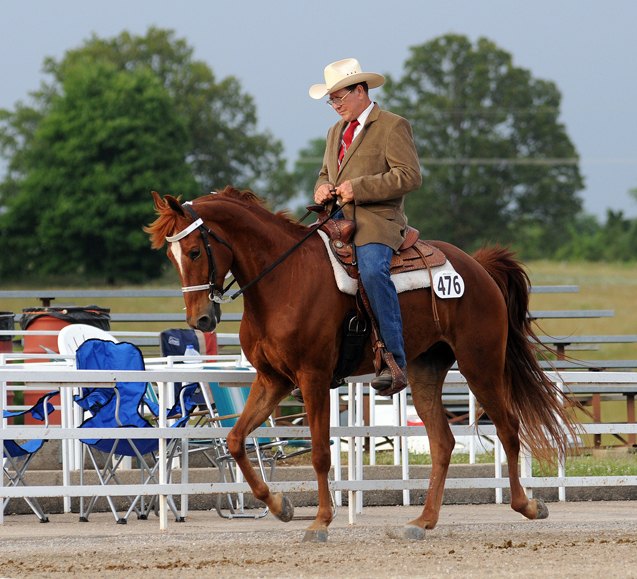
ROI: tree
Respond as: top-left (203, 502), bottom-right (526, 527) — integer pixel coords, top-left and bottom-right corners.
top-left (0, 28), bottom-right (295, 282)
top-left (41, 28), bottom-right (291, 205)
top-left (292, 138), bottom-right (327, 212)
top-left (556, 209), bottom-right (637, 262)
top-left (0, 61), bottom-right (197, 283)
top-left (382, 35), bottom-right (584, 255)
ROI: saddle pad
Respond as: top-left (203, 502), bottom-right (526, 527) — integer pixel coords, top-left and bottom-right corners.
top-left (318, 230), bottom-right (459, 295)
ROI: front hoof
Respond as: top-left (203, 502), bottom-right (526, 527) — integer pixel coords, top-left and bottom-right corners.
top-left (403, 524), bottom-right (425, 541)
top-left (534, 499), bottom-right (549, 520)
top-left (303, 529), bottom-right (328, 543)
top-left (273, 495), bottom-right (294, 523)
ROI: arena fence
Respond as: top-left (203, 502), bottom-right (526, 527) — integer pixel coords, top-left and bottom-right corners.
top-left (2, 364), bottom-right (637, 529)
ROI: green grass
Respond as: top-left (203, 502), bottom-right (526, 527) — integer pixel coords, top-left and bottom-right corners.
top-left (361, 450), bottom-right (496, 466)
top-left (286, 448), bottom-right (637, 477)
top-left (534, 450), bottom-right (637, 477)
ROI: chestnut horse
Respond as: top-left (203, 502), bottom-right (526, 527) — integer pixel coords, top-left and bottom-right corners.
top-left (146, 187), bottom-right (576, 542)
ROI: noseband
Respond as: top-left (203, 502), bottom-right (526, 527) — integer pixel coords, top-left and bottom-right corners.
top-left (166, 202), bottom-right (235, 304)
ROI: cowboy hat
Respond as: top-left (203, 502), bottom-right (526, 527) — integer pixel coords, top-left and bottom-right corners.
top-left (309, 58), bottom-right (385, 99)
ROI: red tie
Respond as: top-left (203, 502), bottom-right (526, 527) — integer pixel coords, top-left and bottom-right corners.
top-left (338, 120), bottom-right (359, 167)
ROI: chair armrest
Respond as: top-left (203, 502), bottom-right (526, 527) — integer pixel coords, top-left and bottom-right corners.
top-left (113, 387), bottom-right (124, 427)
top-left (207, 412), bottom-right (241, 424)
top-left (272, 412), bottom-right (307, 422)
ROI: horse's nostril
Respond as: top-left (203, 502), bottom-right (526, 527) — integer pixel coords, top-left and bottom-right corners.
top-left (197, 315), bottom-right (215, 332)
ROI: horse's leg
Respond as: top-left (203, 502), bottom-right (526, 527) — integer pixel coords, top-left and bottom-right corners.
top-left (464, 369), bottom-right (549, 521)
top-left (224, 375), bottom-right (294, 521)
top-left (403, 346), bottom-right (456, 539)
top-left (296, 372), bottom-right (334, 543)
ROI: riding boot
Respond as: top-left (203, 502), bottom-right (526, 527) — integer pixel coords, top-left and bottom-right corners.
top-left (370, 364), bottom-right (409, 395)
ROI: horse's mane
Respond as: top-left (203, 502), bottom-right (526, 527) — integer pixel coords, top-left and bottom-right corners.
top-left (213, 186), bottom-right (307, 231)
top-left (215, 185), bottom-right (263, 206)
top-left (145, 186), bottom-right (305, 249)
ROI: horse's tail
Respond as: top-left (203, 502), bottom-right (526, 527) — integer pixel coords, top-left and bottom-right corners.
top-left (472, 246), bottom-right (577, 464)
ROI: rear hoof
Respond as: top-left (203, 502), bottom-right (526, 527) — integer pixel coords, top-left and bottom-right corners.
top-left (303, 529), bottom-right (328, 543)
top-left (534, 499), bottom-right (549, 520)
top-left (274, 495), bottom-right (294, 523)
top-left (403, 524), bottom-right (425, 541)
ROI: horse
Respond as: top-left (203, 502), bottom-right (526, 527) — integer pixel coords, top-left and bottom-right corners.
top-left (146, 186), bottom-right (577, 542)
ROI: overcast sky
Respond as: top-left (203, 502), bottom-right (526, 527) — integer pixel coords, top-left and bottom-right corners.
top-left (2, 0), bottom-right (636, 218)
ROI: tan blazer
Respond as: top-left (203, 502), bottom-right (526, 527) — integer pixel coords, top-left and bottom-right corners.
top-left (315, 103), bottom-right (422, 250)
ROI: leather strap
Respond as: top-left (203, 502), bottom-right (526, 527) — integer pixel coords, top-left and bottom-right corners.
top-left (414, 243), bottom-right (442, 333)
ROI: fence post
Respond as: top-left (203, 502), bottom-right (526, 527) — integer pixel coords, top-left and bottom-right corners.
top-left (355, 382), bottom-right (364, 514)
top-left (556, 379), bottom-right (567, 501)
top-left (330, 388), bottom-right (342, 507)
top-left (399, 389), bottom-right (410, 506)
top-left (347, 382), bottom-right (356, 524)
top-left (158, 380), bottom-right (169, 530)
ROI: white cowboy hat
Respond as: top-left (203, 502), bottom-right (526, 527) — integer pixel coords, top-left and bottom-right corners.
top-left (309, 58), bottom-right (385, 99)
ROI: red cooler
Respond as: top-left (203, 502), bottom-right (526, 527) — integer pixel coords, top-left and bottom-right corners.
top-left (0, 311), bottom-right (14, 354)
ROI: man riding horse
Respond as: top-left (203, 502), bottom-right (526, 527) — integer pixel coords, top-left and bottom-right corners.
top-left (146, 58), bottom-right (576, 543)
top-left (310, 58), bottom-right (422, 394)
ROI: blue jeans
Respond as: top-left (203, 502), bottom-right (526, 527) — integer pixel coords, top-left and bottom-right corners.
top-left (356, 243), bottom-right (406, 368)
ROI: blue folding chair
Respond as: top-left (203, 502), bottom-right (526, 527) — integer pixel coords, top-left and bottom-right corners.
top-left (3, 391), bottom-right (59, 522)
top-left (74, 339), bottom-right (184, 524)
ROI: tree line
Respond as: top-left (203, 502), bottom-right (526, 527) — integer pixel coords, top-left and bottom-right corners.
top-left (0, 28), bottom-right (634, 283)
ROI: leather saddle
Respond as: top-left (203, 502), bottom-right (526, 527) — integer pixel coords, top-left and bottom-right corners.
top-left (318, 216), bottom-right (446, 279)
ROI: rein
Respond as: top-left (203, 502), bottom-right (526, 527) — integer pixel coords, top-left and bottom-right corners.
top-left (167, 199), bottom-right (347, 304)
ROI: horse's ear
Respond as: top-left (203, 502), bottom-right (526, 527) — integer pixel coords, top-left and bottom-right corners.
top-left (165, 194), bottom-right (186, 216)
top-left (151, 191), bottom-right (186, 216)
top-left (151, 191), bottom-right (163, 210)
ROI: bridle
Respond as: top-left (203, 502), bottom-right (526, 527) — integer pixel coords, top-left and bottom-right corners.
top-left (165, 202), bottom-right (235, 304)
top-left (166, 199), bottom-right (346, 304)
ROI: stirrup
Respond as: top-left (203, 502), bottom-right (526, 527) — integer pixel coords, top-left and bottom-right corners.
top-left (372, 366), bottom-right (408, 396)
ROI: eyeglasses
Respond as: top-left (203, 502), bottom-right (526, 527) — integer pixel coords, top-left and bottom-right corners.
top-left (326, 89), bottom-right (352, 108)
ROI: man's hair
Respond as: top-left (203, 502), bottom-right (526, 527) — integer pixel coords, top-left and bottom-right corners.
top-left (347, 81), bottom-right (369, 93)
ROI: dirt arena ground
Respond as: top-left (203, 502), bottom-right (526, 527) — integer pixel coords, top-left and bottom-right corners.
top-left (0, 501), bottom-right (635, 578)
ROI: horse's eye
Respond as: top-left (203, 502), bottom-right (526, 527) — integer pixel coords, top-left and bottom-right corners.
top-left (189, 249), bottom-right (201, 261)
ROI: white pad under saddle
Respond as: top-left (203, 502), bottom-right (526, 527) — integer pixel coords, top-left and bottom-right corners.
top-left (318, 230), bottom-right (459, 295)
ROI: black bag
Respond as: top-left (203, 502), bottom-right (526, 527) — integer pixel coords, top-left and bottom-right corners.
top-left (331, 310), bottom-right (370, 388)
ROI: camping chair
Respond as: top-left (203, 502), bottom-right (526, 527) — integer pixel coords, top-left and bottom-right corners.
top-left (73, 339), bottom-right (184, 524)
top-left (200, 379), bottom-right (312, 519)
top-left (57, 324), bottom-right (159, 483)
top-left (2, 390), bottom-right (59, 522)
top-left (159, 328), bottom-right (232, 517)
top-left (58, 324), bottom-right (160, 434)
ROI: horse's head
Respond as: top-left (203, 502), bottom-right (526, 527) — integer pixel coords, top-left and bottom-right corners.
top-left (146, 191), bottom-right (231, 332)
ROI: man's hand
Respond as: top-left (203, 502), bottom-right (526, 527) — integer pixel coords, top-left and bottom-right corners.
top-left (314, 183), bottom-right (336, 204)
top-left (335, 180), bottom-right (354, 204)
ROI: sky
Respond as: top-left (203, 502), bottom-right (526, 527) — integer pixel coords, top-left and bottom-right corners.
top-left (2, 0), bottom-right (636, 219)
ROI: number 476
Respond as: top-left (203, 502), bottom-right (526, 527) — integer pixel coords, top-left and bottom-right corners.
top-left (435, 273), bottom-right (464, 298)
